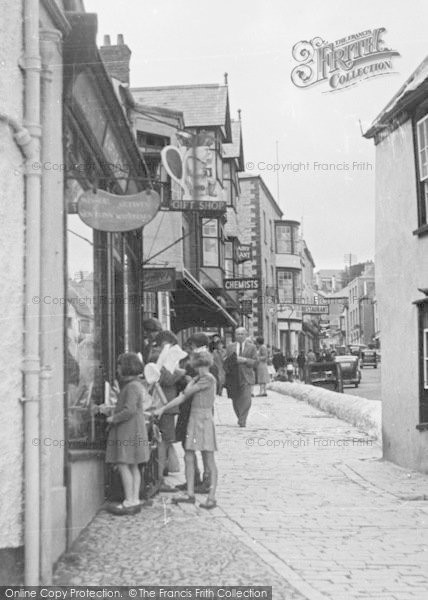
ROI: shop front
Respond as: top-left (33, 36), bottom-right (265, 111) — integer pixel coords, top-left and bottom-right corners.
top-left (63, 13), bottom-right (147, 544)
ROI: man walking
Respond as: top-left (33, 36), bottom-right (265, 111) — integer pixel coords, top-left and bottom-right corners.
top-left (224, 327), bottom-right (257, 427)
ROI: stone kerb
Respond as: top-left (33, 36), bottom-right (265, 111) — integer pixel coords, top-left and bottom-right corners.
top-left (268, 381), bottom-right (382, 443)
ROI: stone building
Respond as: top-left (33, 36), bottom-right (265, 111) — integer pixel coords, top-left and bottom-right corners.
top-left (238, 174), bottom-right (283, 346)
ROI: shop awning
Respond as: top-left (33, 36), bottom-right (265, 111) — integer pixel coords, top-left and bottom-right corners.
top-left (172, 269), bottom-right (237, 331)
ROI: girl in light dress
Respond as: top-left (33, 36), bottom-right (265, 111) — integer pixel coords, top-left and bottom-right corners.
top-left (155, 351), bottom-right (218, 509)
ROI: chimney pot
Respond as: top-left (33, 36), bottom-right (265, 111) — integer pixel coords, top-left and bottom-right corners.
top-left (103, 34), bottom-right (111, 46)
top-left (117, 34), bottom-right (124, 45)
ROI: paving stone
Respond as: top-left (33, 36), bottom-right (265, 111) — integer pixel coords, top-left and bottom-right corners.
top-left (54, 391), bottom-right (428, 600)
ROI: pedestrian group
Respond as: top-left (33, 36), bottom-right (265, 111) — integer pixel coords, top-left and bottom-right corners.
top-left (101, 320), bottom-right (316, 515)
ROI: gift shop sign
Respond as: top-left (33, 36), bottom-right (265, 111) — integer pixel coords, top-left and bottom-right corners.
top-left (78, 189), bottom-right (160, 232)
top-left (291, 28), bottom-right (400, 92)
top-left (161, 131), bottom-right (226, 213)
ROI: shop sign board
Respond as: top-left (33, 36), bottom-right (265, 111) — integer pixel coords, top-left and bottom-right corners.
top-left (143, 268), bottom-right (176, 292)
top-left (161, 131), bottom-right (226, 213)
top-left (236, 245), bottom-right (252, 262)
top-left (78, 189), bottom-right (160, 232)
top-left (224, 278), bottom-right (260, 291)
top-left (301, 304), bottom-right (329, 315)
top-left (240, 299), bottom-right (253, 315)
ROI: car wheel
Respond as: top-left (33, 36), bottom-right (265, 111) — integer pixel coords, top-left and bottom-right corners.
top-left (355, 383), bottom-right (359, 388)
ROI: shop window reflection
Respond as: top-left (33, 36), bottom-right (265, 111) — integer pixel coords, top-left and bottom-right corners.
top-left (66, 208), bottom-right (103, 446)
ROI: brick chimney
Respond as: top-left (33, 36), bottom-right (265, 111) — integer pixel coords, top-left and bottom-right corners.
top-left (99, 34), bottom-right (131, 85)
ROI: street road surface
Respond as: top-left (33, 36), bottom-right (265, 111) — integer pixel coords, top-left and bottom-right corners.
top-left (345, 363), bottom-right (381, 401)
top-left (54, 389), bottom-right (428, 599)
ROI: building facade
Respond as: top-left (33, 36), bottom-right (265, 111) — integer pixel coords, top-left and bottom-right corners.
top-left (342, 263), bottom-right (376, 346)
top-left (0, 1), bottom-right (152, 584)
top-left (238, 174), bottom-right (283, 346)
top-left (365, 56), bottom-right (428, 473)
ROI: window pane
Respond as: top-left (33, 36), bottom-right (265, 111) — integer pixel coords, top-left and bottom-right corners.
top-left (202, 218), bottom-right (218, 237)
top-left (67, 213), bottom-right (101, 444)
top-left (224, 258), bottom-right (234, 277)
top-left (417, 117), bottom-right (428, 182)
top-left (225, 241), bottom-right (233, 259)
top-left (424, 182), bottom-right (428, 222)
top-left (203, 238), bottom-right (218, 266)
top-left (424, 330), bottom-right (428, 389)
top-left (276, 225), bottom-right (292, 253)
top-left (277, 271), bottom-right (293, 302)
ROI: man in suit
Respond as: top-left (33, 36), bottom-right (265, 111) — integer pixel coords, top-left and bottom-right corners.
top-left (225, 327), bottom-right (258, 427)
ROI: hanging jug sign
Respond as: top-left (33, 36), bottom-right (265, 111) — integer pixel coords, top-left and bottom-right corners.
top-left (78, 189), bottom-right (160, 232)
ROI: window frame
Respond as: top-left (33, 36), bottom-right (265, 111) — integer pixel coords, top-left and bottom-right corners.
top-left (413, 107), bottom-right (428, 232)
top-left (201, 217), bottom-right (220, 267)
top-left (224, 239), bottom-right (235, 277)
top-left (417, 301), bottom-right (428, 426)
top-left (276, 268), bottom-right (302, 304)
top-left (275, 223), bottom-right (299, 255)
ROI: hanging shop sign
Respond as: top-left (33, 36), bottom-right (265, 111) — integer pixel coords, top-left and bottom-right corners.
top-left (161, 132), bottom-right (226, 213)
top-left (240, 299), bottom-right (253, 315)
top-left (301, 304), bottom-right (329, 315)
top-left (277, 303), bottom-right (303, 319)
top-left (143, 268), bottom-right (176, 292)
top-left (236, 245), bottom-right (252, 263)
top-left (78, 189), bottom-right (160, 232)
top-left (224, 278), bottom-right (260, 291)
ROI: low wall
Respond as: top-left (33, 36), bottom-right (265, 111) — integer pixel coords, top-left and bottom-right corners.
top-left (268, 382), bottom-right (382, 443)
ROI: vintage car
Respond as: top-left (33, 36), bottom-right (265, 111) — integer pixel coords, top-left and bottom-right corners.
top-left (348, 344), bottom-right (368, 358)
top-left (361, 349), bottom-right (378, 368)
top-left (304, 361), bottom-right (343, 393)
top-left (334, 355), bottom-right (361, 387)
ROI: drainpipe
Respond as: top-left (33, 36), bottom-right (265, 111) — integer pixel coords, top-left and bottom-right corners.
top-left (39, 26), bottom-right (63, 585)
top-left (22, 0), bottom-right (42, 585)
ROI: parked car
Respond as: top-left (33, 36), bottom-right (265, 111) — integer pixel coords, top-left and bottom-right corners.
top-left (361, 349), bottom-right (378, 368)
top-left (348, 344), bottom-right (368, 358)
top-left (304, 361), bottom-right (343, 393)
top-left (334, 355), bottom-right (361, 387)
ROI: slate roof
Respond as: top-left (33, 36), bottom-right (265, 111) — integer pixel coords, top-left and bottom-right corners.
top-left (364, 54), bottom-right (428, 137)
top-left (130, 84), bottom-right (231, 138)
top-left (223, 120), bottom-right (242, 158)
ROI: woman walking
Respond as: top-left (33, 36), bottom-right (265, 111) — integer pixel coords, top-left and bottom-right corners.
top-left (255, 337), bottom-right (269, 396)
top-left (155, 351), bottom-right (218, 509)
top-left (105, 352), bottom-right (151, 515)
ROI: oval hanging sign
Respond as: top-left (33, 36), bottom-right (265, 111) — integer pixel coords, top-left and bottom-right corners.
top-left (78, 189), bottom-right (161, 232)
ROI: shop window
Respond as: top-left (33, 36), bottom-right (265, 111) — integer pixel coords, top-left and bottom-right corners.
top-left (416, 114), bottom-right (428, 227)
top-left (202, 218), bottom-right (219, 267)
top-left (224, 240), bottom-right (234, 277)
top-left (419, 301), bottom-right (428, 423)
top-left (66, 207), bottom-right (103, 447)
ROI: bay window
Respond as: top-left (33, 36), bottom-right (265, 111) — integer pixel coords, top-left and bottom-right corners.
top-left (276, 223), bottom-right (299, 254)
top-left (277, 269), bottom-right (301, 303)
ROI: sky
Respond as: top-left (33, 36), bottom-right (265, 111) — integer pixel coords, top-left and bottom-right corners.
top-left (84, 0), bottom-right (428, 270)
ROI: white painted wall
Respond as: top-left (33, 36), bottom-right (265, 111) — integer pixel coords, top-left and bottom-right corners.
top-left (0, 0), bottom-right (25, 548)
top-left (375, 119), bottom-right (428, 472)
